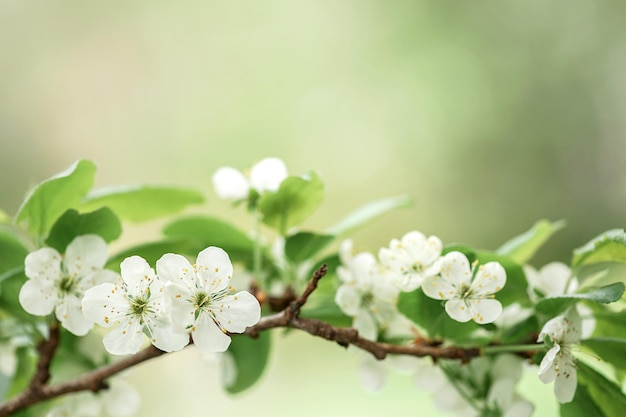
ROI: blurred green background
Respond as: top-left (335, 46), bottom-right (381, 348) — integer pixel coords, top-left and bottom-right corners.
top-left (1, 1), bottom-right (625, 416)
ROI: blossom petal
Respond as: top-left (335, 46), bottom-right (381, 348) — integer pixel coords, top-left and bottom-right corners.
top-left (24, 248), bottom-right (61, 282)
top-left (439, 251), bottom-right (472, 288)
top-left (468, 298), bottom-right (502, 324)
top-left (422, 275), bottom-right (458, 301)
top-left (354, 310), bottom-right (378, 340)
top-left (82, 282), bottom-right (130, 327)
top-left (55, 294), bottom-right (93, 336)
top-left (213, 291), bottom-right (260, 333)
top-left (65, 235), bottom-right (109, 277)
top-left (196, 247), bottom-right (233, 293)
top-left (119, 256), bottom-right (155, 295)
top-left (538, 345), bottom-right (560, 383)
top-left (19, 279), bottom-right (57, 315)
top-left (77, 270), bottom-right (118, 292)
top-left (156, 253), bottom-right (196, 292)
top-left (101, 379), bottom-right (141, 417)
top-left (103, 319), bottom-right (145, 355)
top-left (472, 261), bottom-right (506, 295)
top-left (335, 285), bottom-right (361, 316)
top-left (212, 167), bottom-right (250, 199)
top-left (145, 321), bottom-right (189, 352)
top-left (192, 313), bottom-right (231, 353)
top-left (358, 356), bottom-right (387, 393)
top-left (444, 299), bottom-right (473, 322)
top-left (249, 157), bottom-right (288, 193)
top-left (554, 362), bottom-right (577, 403)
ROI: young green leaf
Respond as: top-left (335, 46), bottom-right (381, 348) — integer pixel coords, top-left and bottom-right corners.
top-left (81, 185), bottom-right (204, 222)
top-left (577, 361), bottom-right (626, 417)
top-left (496, 219), bottom-right (565, 264)
top-left (581, 338), bottom-right (626, 371)
top-left (572, 229), bottom-right (626, 269)
top-left (225, 332), bottom-right (271, 394)
top-left (0, 230), bottom-right (28, 276)
top-left (44, 208), bottom-right (122, 252)
top-left (163, 215), bottom-right (255, 263)
top-left (284, 232), bottom-right (334, 263)
top-left (258, 171), bottom-right (324, 235)
top-left (16, 160), bottom-right (96, 236)
top-left (535, 282), bottom-right (625, 315)
top-left (327, 195), bottom-right (413, 235)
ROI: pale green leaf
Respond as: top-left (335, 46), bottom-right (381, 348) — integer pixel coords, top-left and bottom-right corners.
top-left (284, 231), bottom-right (334, 263)
top-left (82, 185), bottom-right (204, 222)
top-left (496, 219), bottom-right (565, 264)
top-left (225, 332), bottom-right (271, 394)
top-left (45, 208), bottom-right (122, 252)
top-left (327, 195), bottom-right (413, 235)
top-left (582, 338), bottom-right (626, 371)
top-left (535, 282), bottom-right (625, 315)
top-left (16, 160), bottom-right (96, 236)
top-left (572, 229), bottom-right (626, 269)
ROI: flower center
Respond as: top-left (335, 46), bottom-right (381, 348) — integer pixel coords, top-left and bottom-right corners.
top-left (360, 292), bottom-right (374, 308)
top-left (128, 292), bottom-right (152, 319)
top-left (59, 275), bottom-right (76, 293)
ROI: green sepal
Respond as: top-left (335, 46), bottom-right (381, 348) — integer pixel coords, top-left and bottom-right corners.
top-left (284, 231), bottom-right (334, 264)
top-left (258, 171), bottom-right (324, 235)
top-left (327, 194), bottom-right (413, 235)
top-left (45, 208), bottom-right (122, 252)
top-left (572, 229), bottom-right (626, 269)
top-left (82, 185), bottom-right (205, 222)
top-left (225, 332), bottom-right (271, 394)
top-left (163, 215), bottom-right (255, 264)
top-left (535, 282), bottom-right (625, 315)
top-left (496, 219), bottom-right (565, 264)
top-left (16, 160), bottom-right (96, 237)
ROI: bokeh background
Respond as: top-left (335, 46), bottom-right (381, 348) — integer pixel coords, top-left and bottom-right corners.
top-left (1, 1), bottom-right (625, 416)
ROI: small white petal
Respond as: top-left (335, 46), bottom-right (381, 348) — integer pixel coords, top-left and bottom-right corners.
top-left (82, 283), bottom-right (129, 327)
top-left (554, 363), bottom-right (577, 403)
top-left (19, 279), bottom-right (57, 316)
top-left (103, 319), bottom-right (145, 355)
top-left (120, 256), bottom-right (155, 295)
top-left (538, 345), bottom-right (560, 383)
top-left (214, 291), bottom-right (260, 333)
top-left (358, 357), bottom-right (387, 392)
top-left (212, 167), bottom-right (250, 199)
top-left (156, 253), bottom-right (197, 291)
top-left (196, 247), bottom-right (233, 293)
top-left (472, 261), bottom-right (506, 295)
top-left (24, 248), bottom-right (62, 282)
top-left (192, 313), bottom-right (231, 353)
top-left (439, 252), bottom-right (472, 288)
top-left (64, 235), bottom-right (109, 277)
top-left (354, 311), bottom-right (378, 340)
top-left (335, 285), bottom-right (361, 316)
top-left (148, 323), bottom-right (189, 352)
top-left (249, 157), bottom-right (288, 193)
top-left (444, 299), bottom-right (473, 323)
top-left (55, 294), bottom-right (93, 336)
top-left (468, 298), bottom-right (502, 324)
top-left (422, 275), bottom-right (457, 301)
top-left (101, 379), bottom-right (141, 417)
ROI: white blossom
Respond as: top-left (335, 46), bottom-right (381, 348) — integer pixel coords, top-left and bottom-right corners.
top-left (335, 240), bottom-right (399, 340)
top-left (422, 251), bottom-right (506, 324)
top-left (537, 308), bottom-right (581, 403)
top-left (378, 231), bottom-right (442, 292)
top-left (212, 157), bottom-right (288, 200)
top-left (19, 235), bottom-right (117, 336)
top-left (82, 256), bottom-right (189, 355)
top-left (156, 247), bottom-right (261, 355)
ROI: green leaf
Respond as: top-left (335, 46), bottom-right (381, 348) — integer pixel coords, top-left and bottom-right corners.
top-left (560, 384), bottom-right (606, 417)
top-left (106, 239), bottom-right (200, 270)
top-left (496, 219), bottom-right (566, 264)
top-left (397, 289), bottom-right (482, 343)
top-left (593, 309), bottom-right (626, 338)
top-left (578, 361), bottom-right (626, 417)
top-left (0, 229), bottom-right (28, 276)
top-left (442, 243), bottom-right (477, 261)
top-left (535, 282), bottom-right (625, 315)
top-left (0, 269), bottom-right (41, 324)
top-left (5, 346), bottom-right (37, 400)
top-left (44, 208), bottom-right (122, 252)
top-left (500, 315), bottom-right (540, 344)
top-left (581, 338), bottom-right (626, 371)
top-left (82, 185), bottom-right (204, 222)
top-left (475, 252), bottom-right (530, 307)
top-left (163, 215), bottom-right (255, 264)
top-left (225, 332), bottom-right (271, 394)
top-left (573, 229), bottom-right (626, 269)
top-left (327, 195), bottom-right (413, 235)
top-left (16, 160), bottom-right (96, 236)
top-left (284, 232), bottom-right (334, 263)
top-left (258, 171), bottom-right (324, 235)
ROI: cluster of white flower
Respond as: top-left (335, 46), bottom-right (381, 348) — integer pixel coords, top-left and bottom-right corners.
top-left (19, 235), bottom-right (261, 356)
top-left (211, 157), bottom-right (288, 200)
top-left (335, 231), bottom-right (508, 340)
